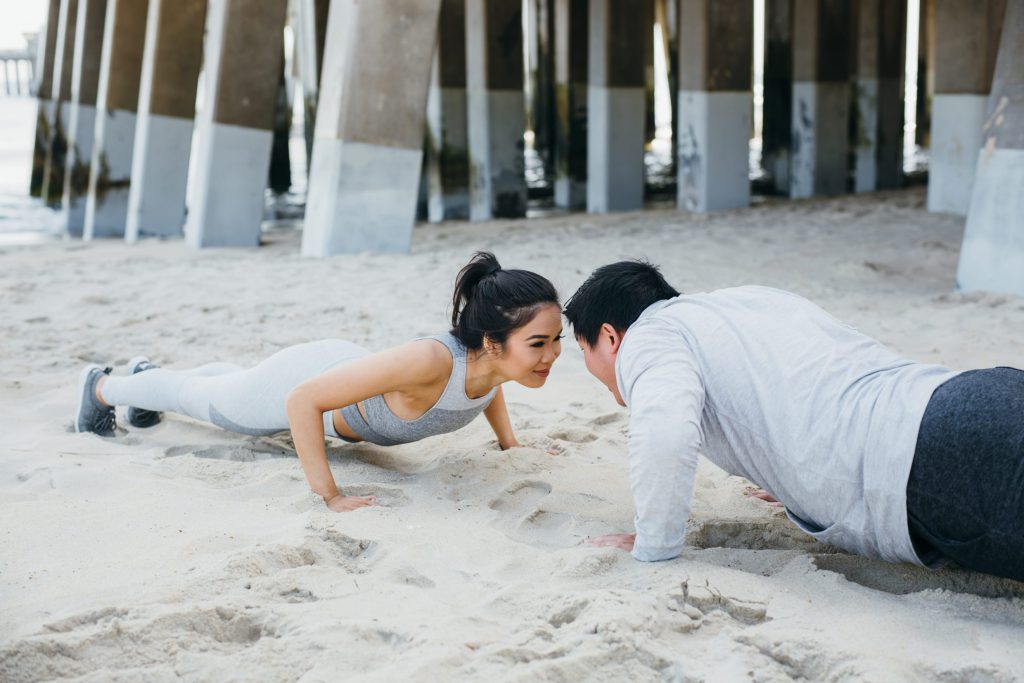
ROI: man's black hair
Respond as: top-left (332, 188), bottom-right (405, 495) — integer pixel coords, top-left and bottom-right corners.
top-left (563, 260), bottom-right (680, 346)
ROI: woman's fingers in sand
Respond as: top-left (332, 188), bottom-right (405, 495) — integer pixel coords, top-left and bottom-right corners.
top-left (585, 533), bottom-right (636, 551)
top-left (325, 494), bottom-right (376, 512)
top-left (746, 488), bottom-right (784, 507)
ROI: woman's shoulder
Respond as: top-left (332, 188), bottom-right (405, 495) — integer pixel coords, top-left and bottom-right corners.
top-left (385, 337), bottom-right (455, 384)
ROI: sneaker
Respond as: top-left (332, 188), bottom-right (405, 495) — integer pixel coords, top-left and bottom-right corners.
top-left (127, 356), bottom-right (162, 428)
top-left (76, 365), bottom-right (116, 436)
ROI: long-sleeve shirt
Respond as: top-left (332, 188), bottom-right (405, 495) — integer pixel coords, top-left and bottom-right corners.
top-left (615, 286), bottom-right (958, 564)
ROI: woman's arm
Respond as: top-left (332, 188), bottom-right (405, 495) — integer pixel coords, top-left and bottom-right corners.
top-left (285, 340), bottom-right (449, 508)
top-left (483, 386), bottom-right (520, 449)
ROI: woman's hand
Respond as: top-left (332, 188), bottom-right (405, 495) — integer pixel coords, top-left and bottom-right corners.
top-left (324, 493), bottom-right (376, 512)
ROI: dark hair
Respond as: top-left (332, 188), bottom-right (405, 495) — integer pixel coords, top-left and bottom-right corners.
top-left (563, 260), bottom-right (680, 346)
top-left (451, 252), bottom-right (560, 350)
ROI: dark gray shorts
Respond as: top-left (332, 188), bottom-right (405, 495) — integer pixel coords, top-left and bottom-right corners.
top-left (908, 366), bottom-right (1024, 582)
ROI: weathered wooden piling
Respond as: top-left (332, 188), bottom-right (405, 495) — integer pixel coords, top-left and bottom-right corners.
top-left (466, 0), bottom-right (528, 220)
top-left (125, 0), bottom-right (206, 241)
top-left (676, 0), bottom-right (753, 211)
top-left (587, 0), bottom-right (649, 213)
top-left (83, 0), bottom-right (149, 239)
top-left (957, 0), bottom-right (1022, 296)
top-left (184, 0), bottom-right (287, 248)
top-left (425, 0), bottom-right (471, 222)
top-left (928, 0), bottom-right (1005, 215)
top-left (301, 0), bottom-right (441, 256)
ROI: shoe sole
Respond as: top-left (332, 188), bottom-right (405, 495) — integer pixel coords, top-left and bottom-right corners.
top-left (75, 364), bottom-right (101, 434)
top-left (128, 356), bottom-right (151, 374)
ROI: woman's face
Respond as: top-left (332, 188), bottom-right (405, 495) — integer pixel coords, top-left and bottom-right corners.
top-left (490, 304), bottom-right (563, 387)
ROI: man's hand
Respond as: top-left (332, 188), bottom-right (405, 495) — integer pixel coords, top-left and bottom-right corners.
top-left (745, 488), bottom-right (784, 507)
top-left (325, 494), bottom-right (375, 512)
top-left (585, 533), bottom-right (636, 552)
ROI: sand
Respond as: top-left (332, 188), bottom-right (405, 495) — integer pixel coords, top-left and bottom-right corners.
top-left (2, 188), bottom-right (1023, 682)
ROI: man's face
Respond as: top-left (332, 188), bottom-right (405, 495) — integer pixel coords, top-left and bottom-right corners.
top-left (579, 326), bottom-right (625, 406)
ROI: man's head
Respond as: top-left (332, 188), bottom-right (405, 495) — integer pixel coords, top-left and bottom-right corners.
top-left (563, 260), bottom-right (679, 405)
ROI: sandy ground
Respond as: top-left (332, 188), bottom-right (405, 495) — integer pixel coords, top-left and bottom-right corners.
top-left (2, 188), bottom-right (1023, 682)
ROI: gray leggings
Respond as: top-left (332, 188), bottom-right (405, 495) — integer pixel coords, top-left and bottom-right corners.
top-left (99, 340), bottom-right (369, 436)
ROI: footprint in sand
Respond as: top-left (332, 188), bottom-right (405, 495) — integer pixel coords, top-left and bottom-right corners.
top-left (489, 480), bottom-right (580, 549)
top-left (547, 428), bottom-right (599, 444)
top-left (488, 480), bottom-right (551, 512)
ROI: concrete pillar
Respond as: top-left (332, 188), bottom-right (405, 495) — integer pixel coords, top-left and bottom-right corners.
top-left (294, 0), bottom-right (330, 170)
top-left (82, 0), bottom-right (149, 239)
top-left (762, 0), bottom-right (793, 194)
top-left (425, 0), bottom-right (471, 222)
top-left (125, 0), bottom-right (207, 241)
top-left (957, 0), bottom-right (1023, 296)
top-left (466, 0), bottom-right (527, 220)
top-left (915, 0), bottom-right (935, 149)
top-left (790, 0), bottom-right (852, 198)
top-left (587, 0), bottom-right (648, 213)
top-left (553, 0), bottom-right (588, 210)
top-left (301, 0), bottom-right (441, 256)
top-left (61, 0), bottom-right (107, 237)
top-left (531, 0), bottom-right (557, 184)
top-left (676, 0), bottom-right (752, 211)
top-left (184, 0), bottom-right (287, 248)
top-left (852, 0), bottom-right (907, 192)
top-left (40, 0), bottom-right (79, 206)
top-left (30, 0), bottom-right (60, 197)
top-left (928, 0), bottom-right (1005, 215)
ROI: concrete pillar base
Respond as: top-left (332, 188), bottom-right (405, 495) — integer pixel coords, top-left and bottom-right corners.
top-left (126, 113), bottom-right (194, 241)
top-left (587, 85), bottom-right (644, 213)
top-left (302, 140), bottom-right (422, 256)
top-left (853, 77), bottom-right (879, 193)
top-left (185, 122), bottom-right (272, 248)
top-left (790, 80), bottom-right (849, 199)
top-left (928, 93), bottom-right (988, 215)
top-left (677, 90), bottom-right (751, 212)
top-left (84, 109), bottom-right (138, 239)
top-left (62, 103), bottom-right (98, 237)
top-left (467, 89), bottom-right (527, 221)
top-left (956, 149), bottom-right (1024, 296)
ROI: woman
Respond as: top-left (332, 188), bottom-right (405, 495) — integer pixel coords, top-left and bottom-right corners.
top-left (74, 252), bottom-right (563, 513)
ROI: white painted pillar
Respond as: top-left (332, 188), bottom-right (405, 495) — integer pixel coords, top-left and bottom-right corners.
top-left (957, 0), bottom-right (1023, 296)
top-left (184, 0), bottom-right (287, 248)
top-left (301, 0), bottom-right (441, 256)
top-left (928, 0), bottom-right (1005, 214)
top-left (125, 0), bottom-right (206, 241)
top-left (62, 0), bottom-right (107, 237)
top-left (83, 0), bottom-right (149, 239)
top-left (587, 0), bottom-right (648, 213)
top-left (677, 0), bottom-right (752, 211)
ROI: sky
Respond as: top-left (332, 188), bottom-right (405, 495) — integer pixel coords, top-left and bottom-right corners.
top-left (0, 1), bottom-right (47, 51)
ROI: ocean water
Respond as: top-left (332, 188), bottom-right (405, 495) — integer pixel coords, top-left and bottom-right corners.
top-left (0, 96), bottom-right (62, 246)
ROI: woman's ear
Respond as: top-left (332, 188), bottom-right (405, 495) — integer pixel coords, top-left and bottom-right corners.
top-left (482, 335), bottom-right (501, 356)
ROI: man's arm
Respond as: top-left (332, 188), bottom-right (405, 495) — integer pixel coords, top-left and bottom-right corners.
top-left (618, 322), bottom-right (706, 562)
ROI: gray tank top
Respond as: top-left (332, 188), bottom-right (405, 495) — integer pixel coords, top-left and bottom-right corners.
top-left (338, 333), bottom-right (498, 446)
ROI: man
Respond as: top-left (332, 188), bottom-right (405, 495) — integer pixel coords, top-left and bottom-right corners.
top-left (563, 260), bottom-right (1024, 581)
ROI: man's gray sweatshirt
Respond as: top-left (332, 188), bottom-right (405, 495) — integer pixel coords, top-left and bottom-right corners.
top-left (615, 286), bottom-right (958, 564)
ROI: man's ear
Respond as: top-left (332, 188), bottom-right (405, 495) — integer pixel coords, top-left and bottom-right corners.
top-left (600, 323), bottom-right (623, 354)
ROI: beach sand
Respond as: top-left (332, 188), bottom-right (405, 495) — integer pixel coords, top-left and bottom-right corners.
top-left (2, 188), bottom-right (1023, 681)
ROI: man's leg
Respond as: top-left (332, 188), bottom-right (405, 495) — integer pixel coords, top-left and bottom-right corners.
top-left (907, 367), bottom-right (1024, 581)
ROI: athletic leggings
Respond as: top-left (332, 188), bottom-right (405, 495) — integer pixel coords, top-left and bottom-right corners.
top-left (907, 366), bottom-right (1024, 582)
top-left (99, 340), bottom-right (369, 437)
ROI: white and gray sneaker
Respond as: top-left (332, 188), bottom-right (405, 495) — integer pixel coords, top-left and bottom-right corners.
top-left (127, 356), bottom-right (162, 428)
top-left (75, 365), bottom-right (116, 436)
